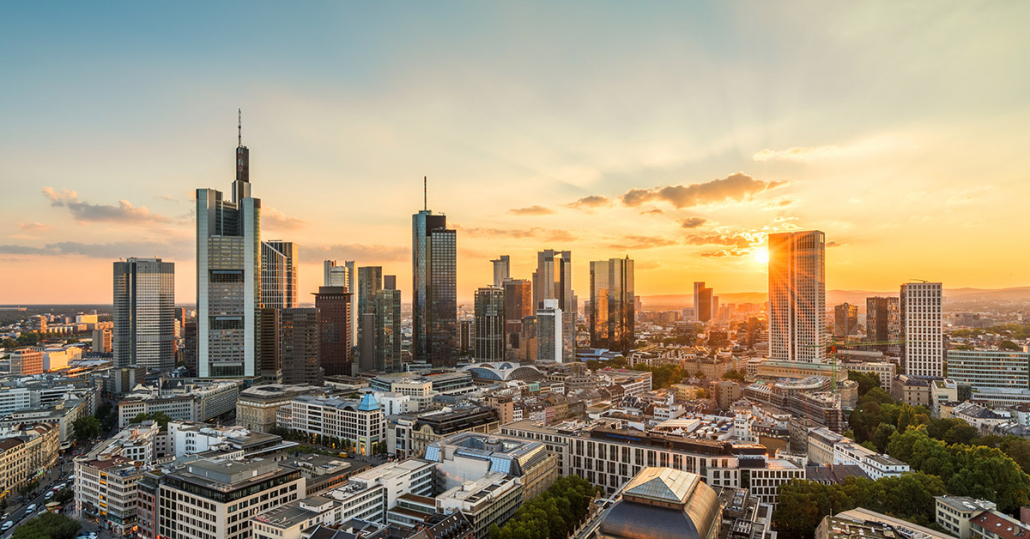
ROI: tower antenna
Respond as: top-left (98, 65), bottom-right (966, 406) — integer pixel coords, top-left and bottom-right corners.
top-left (424, 176), bottom-right (427, 211)
top-left (238, 109), bottom-right (242, 146)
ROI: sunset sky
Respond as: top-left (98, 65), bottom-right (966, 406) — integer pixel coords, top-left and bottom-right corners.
top-left (2, 2), bottom-right (1029, 305)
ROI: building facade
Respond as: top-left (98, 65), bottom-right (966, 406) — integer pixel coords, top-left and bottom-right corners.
top-left (113, 257), bottom-right (176, 371)
top-left (412, 209), bottom-right (458, 367)
top-left (314, 286), bottom-right (353, 377)
top-left (589, 257), bottom-right (635, 353)
top-left (946, 350), bottom-right (1030, 389)
top-left (768, 231), bottom-right (826, 363)
top-left (280, 308), bottom-right (324, 386)
top-left (900, 282), bottom-right (943, 377)
top-left (261, 240), bottom-right (298, 308)
top-left (474, 287), bottom-right (505, 361)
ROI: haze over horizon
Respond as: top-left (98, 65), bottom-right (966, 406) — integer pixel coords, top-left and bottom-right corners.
top-left (2, 2), bottom-right (1029, 304)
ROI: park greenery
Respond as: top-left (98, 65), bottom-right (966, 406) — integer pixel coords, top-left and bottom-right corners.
top-left (131, 411), bottom-right (174, 428)
top-left (631, 362), bottom-right (685, 389)
top-left (71, 415), bottom-right (100, 443)
top-left (12, 512), bottom-right (81, 539)
top-left (0, 331), bottom-right (44, 349)
top-left (488, 475), bottom-right (602, 539)
top-left (721, 369), bottom-right (747, 382)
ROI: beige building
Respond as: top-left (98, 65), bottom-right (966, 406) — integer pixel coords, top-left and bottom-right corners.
top-left (891, 374), bottom-right (932, 408)
top-left (0, 423), bottom-right (59, 495)
top-left (236, 384), bottom-right (323, 433)
top-left (75, 455), bottom-right (147, 535)
top-left (935, 496), bottom-right (996, 539)
top-left (11, 348), bottom-right (44, 376)
top-left (436, 471), bottom-right (521, 539)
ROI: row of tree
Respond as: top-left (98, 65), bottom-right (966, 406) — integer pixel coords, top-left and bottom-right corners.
top-left (773, 472), bottom-right (947, 538)
top-left (488, 475), bottom-right (602, 539)
top-left (12, 512), bottom-right (81, 539)
top-left (631, 363), bottom-right (685, 389)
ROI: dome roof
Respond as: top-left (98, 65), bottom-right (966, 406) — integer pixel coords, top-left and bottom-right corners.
top-left (597, 467), bottom-right (721, 539)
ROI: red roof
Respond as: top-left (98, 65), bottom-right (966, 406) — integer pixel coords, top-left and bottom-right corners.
top-left (971, 511), bottom-right (1030, 539)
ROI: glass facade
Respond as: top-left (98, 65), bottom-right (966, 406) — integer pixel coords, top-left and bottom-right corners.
top-left (412, 211), bottom-right (457, 366)
top-left (589, 257), bottom-right (635, 353)
top-left (113, 258), bottom-right (175, 371)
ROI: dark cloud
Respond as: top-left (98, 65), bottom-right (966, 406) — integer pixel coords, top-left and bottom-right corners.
top-left (301, 244), bottom-right (408, 263)
top-left (18, 222), bottom-right (51, 232)
top-left (566, 195), bottom-right (610, 210)
top-left (43, 187), bottom-right (172, 223)
top-left (619, 173), bottom-right (785, 208)
top-left (639, 208), bottom-right (664, 216)
top-left (609, 235), bottom-right (677, 250)
top-left (508, 205), bottom-right (555, 215)
top-left (827, 241), bottom-right (845, 248)
top-left (0, 240), bottom-right (192, 260)
top-left (681, 217), bottom-right (707, 229)
top-left (262, 207), bottom-right (306, 230)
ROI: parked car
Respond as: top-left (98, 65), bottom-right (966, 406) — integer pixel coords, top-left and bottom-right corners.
top-left (2, 521), bottom-right (14, 532)
top-left (26, 504), bottom-right (37, 513)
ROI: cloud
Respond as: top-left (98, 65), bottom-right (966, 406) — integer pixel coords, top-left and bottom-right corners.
top-left (700, 250), bottom-right (743, 258)
top-left (609, 235), bottom-right (677, 250)
top-left (684, 233), bottom-right (754, 248)
top-left (639, 208), bottom-right (663, 216)
top-left (618, 173), bottom-right (785, 208)
top-left (301, 243), bottom-right (408, 263)
top-left (635, 260), bottom-right (661, 270)
top-left (508, 205), bottom-right (555, 215)
top-left (752, 146), bottom-right (846, 162)
top-left (18, 222), bottom-right (51, 233)
top-left (43, 187), bottom-right (172, 224)
top-left (826, 241), bottom-right (846, 248)
top-left (566, 195), bottom-right (610, 210)
top-left (158, 194), bottom-right (178, 202)
top-left (262, 207), bottom-right (306, 230)
top-left (681, 217), bottom-right (707, 229)
top-left (0, 240), bottom-right (192, 259)
top-left (457, 225), bottom-right (576, 243)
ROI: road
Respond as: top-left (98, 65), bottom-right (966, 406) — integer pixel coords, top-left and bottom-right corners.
top-left (1, 456), bottom-right (72, 538)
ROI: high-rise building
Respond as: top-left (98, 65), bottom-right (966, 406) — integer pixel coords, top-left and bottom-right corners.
top-left (834, 303), bottom-right (859, 338)
top-left (474, 287), bottom-right (505, 361)
top-left (261, 240), bottom-right (298, 308)
top-left (183, 322), bottom-right (198, 376)
top-left (537, 299), bottom-right (563, 362)
top-left (314, 286), bottom-right (352, 376)
top-left (325, 260), bottom-right (359, 353)
top-left (768, 230), bottom-right (827, 363)
top-left (533, 250), bottom-right (574, 362)
top-left (867, 297), bottom-right (902, 356)
top-left (113, 257), bottom-right (175, 371)
top-left (503, 279), bottom-right (533, 355)
top-left (196, 121), bottom-right (260, 378)
top-left (92, 327), bottom-right (112, 354)
top-left (357, 266), bottom-right (383, 366)
top-left (693, 282), bottom-right (713, 323)
top-left (280, 307), bottom-right (323, 385)
top-left (589, 257), bottom-right (636, 353)
top-left (258, 307), bottom-right (282, 383)
top-left (901, 282), bottom-right (943, 377)
top-left (491, 256), bottom-right (510, 287)
top-left (459, 319), bottom-right (474, 357)
top-left (412, 208), bottom-right (458, 367)
top-left (374, 278), bottom-right (402, 373)
top-left (10, 349), bottom-right (43, 376)
top-left (323, 259), bottom-right (348, 287)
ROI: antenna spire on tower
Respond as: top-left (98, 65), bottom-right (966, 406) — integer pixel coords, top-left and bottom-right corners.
top-left (238, 109), bottom-right (242, 146)
top-left (424, 176), bottom-right (427, 211)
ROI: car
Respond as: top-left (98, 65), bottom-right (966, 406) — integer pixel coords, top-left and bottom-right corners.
top-left (2, 521), bottom-right (13, 532)
top-left (45, 492), bottom-right (54, 500)
top-left (1, 514), bottom-right (7, 520)
top-left (26, 504), bottom-right (36, 513)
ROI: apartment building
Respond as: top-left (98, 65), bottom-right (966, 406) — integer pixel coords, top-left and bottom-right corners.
top-left (236, 384), bottom-right (323, 433)
top-left (282, 394), bottom-right (385, 456)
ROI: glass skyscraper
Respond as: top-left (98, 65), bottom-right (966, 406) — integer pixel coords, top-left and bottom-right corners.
top-left (113, 257), bottom-right (175, 371)
top-left (589, 257), bottom-right (635, 353)
top-left (474, 286), bottom-right (505, 361)
top-left (768, 230), bottom-right (826, 363)
top-left (412, 209), bottom-right (458, 366)
top-left (261, 240), bottom-right (298, 308)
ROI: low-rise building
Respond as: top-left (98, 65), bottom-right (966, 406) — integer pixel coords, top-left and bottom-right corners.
top-left (833, 441), bottom-right (909, 480)
top-left (891, 375), bottom-right (932, 408)
top-left (236, 384), bottom-right (323, 433)
top-left (325, 458), bottom-right (435, 525)
top-left (935, 496), bottom-right (997, 539)
top-left (424, 432), bottom-right (558, 499)
top-left (436, 471), bottom-right (521, 539)
top-left (841, 362), bottom-right (897, 392)
top-left (408, 407), bottom-right (499, 458)
top-left (969, 509), bottom-right (1030, 539)
top-left (946, 350), bottom-right (1030, 390)
top-left (597, 467), bottom-right (721, 539)
top-left (0, 422), bottom-right (59, 495)
top-left (932, 379), bottom-right (960, 418)
top-left (282, 394), bottom-right (385, 455)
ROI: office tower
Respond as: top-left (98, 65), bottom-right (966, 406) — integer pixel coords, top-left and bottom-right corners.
top-left (325, 260), bottom-right (359, 355)
top-left (533, 250), bottom-right (574, 362)
top-left (536, 299), bottom-right (563, 362)
top-left (113, 257), bottom-right (175, 372)
top-left (324, 259), bottom-right (347, 287)
top-left (521, 316), bottom-right (538, 362)
top-left (91, 327), bottom-right (112, 354)
top-left (196, 122), bottom-right (260, 378)
top-left (314, 286), bottom-right (352, 376)
top-left (412, 208), bottom-right (458, 366)
top-left (258, 308), bottom-right (282, 383)
top-left (33, 315), bottom-right (47, 334)
top-left (866, 297), bottom-right (902, 356)
top-left (491, 256), bottom-right (510, 287)
top-left (900, 282), bottom-right (943, 377)
top-left (712, 295), bottom-right (720, 321)
top-left (693, 282), bottom-right (713, 323)
top-left (767, 230), bottom-right (827, 363)
top-left (261, 240), bottom-right (298, 308)
top-left (11, 349), bottom-right (43, 376)
top-left (589, 257), bottom-right (635, 353)
top-left (834, 303), bottom-right (859, 338)
top-left (503, 279), bottom-right (533, 354)
top-left (374, 278), bottom-right (402, 373)
top-left (183, 322), bottom-right (198, 376)
top-left (459, 320), bottom-right (474, 357)
top-left (474, 287), bottom-right (505, 361)
top-left (280, 308), bottom-right (323, 385)
top-left (357, 266), bottom-right (383, 365)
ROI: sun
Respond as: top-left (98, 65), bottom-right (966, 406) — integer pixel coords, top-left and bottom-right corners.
top-left (753, 247), bottom-right (769, 264)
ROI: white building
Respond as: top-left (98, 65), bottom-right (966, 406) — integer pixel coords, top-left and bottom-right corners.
top-left (946, 350), bottom-right (1030, 390)
top-left (901, 282), bottom-right (943, 377)
top-left (767, 231), bottom-right (826, 363)
top-left (282, 394), bottom-right (385, 455)
top-left (326, 458), bottom-right (435, 525)
top-left (833, 441), bottom-right (909, 480)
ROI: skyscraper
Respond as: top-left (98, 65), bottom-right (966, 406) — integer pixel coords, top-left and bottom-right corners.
top-left (536, 299), bottom-right (563, 362)
top-left (474, 287), bottom-right (505, 361)
top-left (834, 303), bottom-right (859, 338)
top-left (113, 257), bottom-right (175, 371)
top-left (767, 230), bottom-right (827, 363)
top-left (324, 259), bottom-right (349, 287)
top-left (866, 296), bottom-right (901, 355)
top-left (261, 241), bottom-right (298, 308)
top-left (900, 282), bottom-right (943, 377)
top-left (280, 308), bottom-right (323, 385)
top-left (491, 256), bottom-right (510, 287)
top-left (357, 266), bottom-right (383, 366)
top-left (196, 118), bottom-right (261, 378)
top-left (503, 279), bottom-right (533, 355)
top-left (589, 257), bottom-right (635, 353)
top-left (533, 250), bottom-right (574, 362)
top-left (374, 277), bottom-right (402, 373)
top-left (314, 286), bottom-right (352, 376)
top-left (412, 208), bottom-right (458, 366)
top-left (693, 282), bottom-right (713, 323)
top-left (258, 308), bottom-right (282, 383)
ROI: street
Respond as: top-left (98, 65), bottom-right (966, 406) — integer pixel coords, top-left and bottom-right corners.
top-left (1, 454), bottom-right (73, 538)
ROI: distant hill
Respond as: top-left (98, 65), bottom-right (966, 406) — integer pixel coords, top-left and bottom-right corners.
top-left (639, 287), bottom-right (1030, 311)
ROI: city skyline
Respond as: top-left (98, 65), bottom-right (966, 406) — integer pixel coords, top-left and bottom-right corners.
top-left (3, 3), bottom-right (1030, 304)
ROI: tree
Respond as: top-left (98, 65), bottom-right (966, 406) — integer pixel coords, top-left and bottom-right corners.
top-left (722, 369), bottom-right (746, 382)
top-left (13, 512), bottom-right (81, 539)
top-left (132, 411), bottom-right (173, 428)
top-left (847, 370), bottom-right (881, 396)
top-left (872, 423), bottom-right (897, 453)
top-left (72, 415), bottom-right (101, 442)
top-left (1000, 340), bottom-right (1021, 351)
